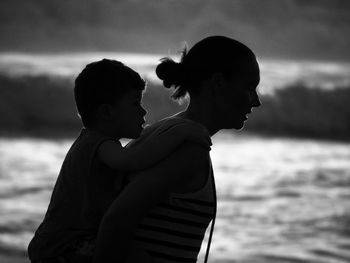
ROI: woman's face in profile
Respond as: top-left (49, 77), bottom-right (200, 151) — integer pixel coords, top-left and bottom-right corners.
top-left (214, 59), bottom-right (261, 130)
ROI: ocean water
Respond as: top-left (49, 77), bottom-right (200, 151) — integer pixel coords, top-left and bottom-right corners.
top-left (1, 132), bottom-right (350, 262)
top-left (1, 52), bottom-right (350, 94)
top-left (0, 51), bottom-right (350, 262)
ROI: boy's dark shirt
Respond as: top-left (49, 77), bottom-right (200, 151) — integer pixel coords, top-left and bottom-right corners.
top-left (28, 129), bottom-right (125, 261)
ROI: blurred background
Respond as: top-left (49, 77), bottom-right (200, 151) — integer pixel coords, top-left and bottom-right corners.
top-left (0, 0), bottom-right (350, 262)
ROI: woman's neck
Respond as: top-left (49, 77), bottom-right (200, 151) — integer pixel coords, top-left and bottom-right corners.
top-left (176, 99), bottom-right (220, 137)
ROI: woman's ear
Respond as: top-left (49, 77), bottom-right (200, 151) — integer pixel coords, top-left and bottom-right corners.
top-left (209, 72), bottom-right (226, 96)
top-left (211, 72), bottom-right (226, 88)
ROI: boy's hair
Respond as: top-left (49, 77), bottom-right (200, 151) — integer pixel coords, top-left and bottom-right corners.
top-left (74, 59), bottom-right (146, 127)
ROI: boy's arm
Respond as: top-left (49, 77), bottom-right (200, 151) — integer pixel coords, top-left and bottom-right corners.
top-left (93, 142), bottom-right (208, 263)
top-left (97, 122), bottom-right (211, 172)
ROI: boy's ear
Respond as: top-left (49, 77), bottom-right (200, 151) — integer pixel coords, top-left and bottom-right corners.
top-left (95, 104), bottom-right (112, 120)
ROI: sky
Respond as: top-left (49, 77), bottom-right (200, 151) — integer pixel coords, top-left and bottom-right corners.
top-left (0, 0), bottom-right (349, 61)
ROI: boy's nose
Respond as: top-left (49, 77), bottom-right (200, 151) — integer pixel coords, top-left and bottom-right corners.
top-left (251, 92), bottom-right (261, 108)
top-left (141, 106), bottom-right (147, 116)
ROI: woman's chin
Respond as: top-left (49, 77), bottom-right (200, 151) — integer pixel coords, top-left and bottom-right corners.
top-left (233, 123), bottom-right (245, 130)
top-left (227, 117), bottom-right (246, 130)
top-left (236, 116), bottom-right (249, 129)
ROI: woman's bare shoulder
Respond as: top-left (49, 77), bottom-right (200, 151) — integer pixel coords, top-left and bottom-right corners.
top-left (134, 141), bottom-right (209, 188)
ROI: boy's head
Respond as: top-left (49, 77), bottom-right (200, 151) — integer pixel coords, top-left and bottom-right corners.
top-left (74, 59), bottom-right (147, 138)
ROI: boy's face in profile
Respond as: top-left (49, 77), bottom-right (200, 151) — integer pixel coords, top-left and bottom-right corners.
top-left (109, 89), bottom-right (147, 139)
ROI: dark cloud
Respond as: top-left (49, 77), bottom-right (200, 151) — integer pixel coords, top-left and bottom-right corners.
top-left (0, 0), bottom-right (349, 61)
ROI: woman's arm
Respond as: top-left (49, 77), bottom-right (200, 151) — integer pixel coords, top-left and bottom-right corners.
top-left (93, 142), bottom-right (209, 263)
top-left (97, 121), bottom-right (210, 172)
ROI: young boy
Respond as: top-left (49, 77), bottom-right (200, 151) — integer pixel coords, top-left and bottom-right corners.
top-left (27, 59), bottom-right (209, 263)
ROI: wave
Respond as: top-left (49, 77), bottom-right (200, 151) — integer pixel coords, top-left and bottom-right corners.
top-left (1, 53), bottom-right (350, 92)
top-left (0, 186), bottom-right (46, 199)
top-left (0, 73), bottom-right (349, 141)
top-left (244, 84), bottom-right (350, 141)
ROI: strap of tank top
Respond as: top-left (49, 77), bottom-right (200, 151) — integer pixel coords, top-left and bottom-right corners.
top-left (204, 160), bottom-right (217, 263)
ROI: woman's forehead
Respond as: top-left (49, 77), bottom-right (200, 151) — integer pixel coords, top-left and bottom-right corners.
top-left (240, 57), bottom-right (259, 73)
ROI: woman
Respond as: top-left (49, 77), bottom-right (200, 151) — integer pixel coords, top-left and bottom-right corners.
top-left (93, 35), bottom-right (261, 263)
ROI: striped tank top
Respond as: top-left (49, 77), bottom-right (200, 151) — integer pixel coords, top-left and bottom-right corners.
top-left (133, 159), bottom-right (217, 263)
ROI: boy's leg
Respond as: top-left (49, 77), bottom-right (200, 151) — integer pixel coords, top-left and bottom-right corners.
top-left (31, 258), bottom-right (66, 263)
top-left (64, 238), bottom-right (95, 263)
top-left (34, 238), bottom-right (95, 263)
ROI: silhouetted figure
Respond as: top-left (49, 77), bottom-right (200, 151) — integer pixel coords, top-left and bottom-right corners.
top-left (27, 59), bottom-right (209, 263)
top-left (93, 36), bottom-right (261, 263)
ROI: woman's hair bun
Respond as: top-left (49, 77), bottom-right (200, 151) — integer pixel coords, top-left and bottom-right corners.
top-left (156, 58), bottom-right (185, 88)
